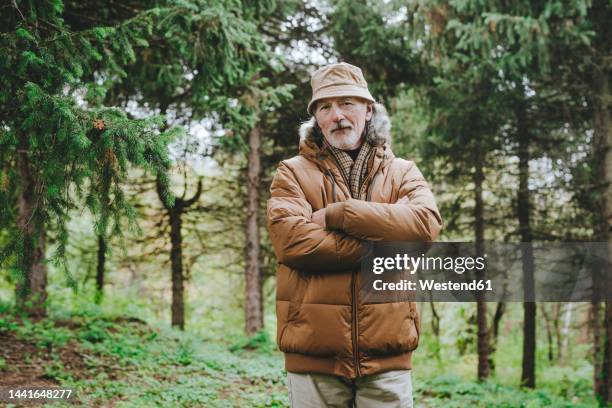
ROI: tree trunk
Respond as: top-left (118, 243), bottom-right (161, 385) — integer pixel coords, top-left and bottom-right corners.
top-left (15, 134), bottom-right (47, 317)
top-left (593, 301), bottom-right (604, 396)
top-left (156, 175), bottom-right (202, 331)
top-left (604, 302), bottom-right (612, 403)
top-left (430, 300), bottom-right (440, 337)
top-left (95, 234), bottom-right (106, 304)
top-left (95, 163), bottom-right (111, 304)
top-left (553, 303), bottom-right (562, 360)
top-left (474, 138), bottom-right (490, 380)
top-left (541, 304), bottom-right (554, 361)
top-left (245, 126), bottom-right (264, 335)
top-left (517, 100), bottom-right (536, 388)
top-left (429, 300), bottom-right (441, 361)
top-left (489, 301), bottom-right (505, 372)
top-left (593, 69), bottom-right (612, 403)
top-left (169, 208), bottom-right (185, 330)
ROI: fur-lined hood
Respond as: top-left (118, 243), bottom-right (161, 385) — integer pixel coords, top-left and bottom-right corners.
top-left (298, 103), bottom-right (392, 149)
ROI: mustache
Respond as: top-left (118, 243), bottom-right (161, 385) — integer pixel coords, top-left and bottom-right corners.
top-left (331, 124), bottom-right (352, 132)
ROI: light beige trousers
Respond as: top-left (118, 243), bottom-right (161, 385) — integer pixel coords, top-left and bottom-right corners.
top-left (286, 370), bottom-right (413, 408)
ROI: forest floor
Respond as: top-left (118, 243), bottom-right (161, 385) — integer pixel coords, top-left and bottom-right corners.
top-left (0, 311), bottom-right (600, 407)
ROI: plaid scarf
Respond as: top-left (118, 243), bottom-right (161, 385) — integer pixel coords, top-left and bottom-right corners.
top-left (322, 138), bottom-right (375, 199)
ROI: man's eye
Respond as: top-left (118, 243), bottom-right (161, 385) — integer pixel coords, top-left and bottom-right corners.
top-left (343, 102), bottom-right (353, 106)
top-left (320, 105), bottom-right (330, 111)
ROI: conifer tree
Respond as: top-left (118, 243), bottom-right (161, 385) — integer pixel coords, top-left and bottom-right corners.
top-left (80, 0), bottom-right (294, 330)
top-left (0, 1), bottom-right (203, 316)
top-left (323, 0), bottom-right (604, 387)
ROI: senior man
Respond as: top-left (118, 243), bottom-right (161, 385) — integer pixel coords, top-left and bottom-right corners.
top-left (267, 62), bottom-right (442, 407)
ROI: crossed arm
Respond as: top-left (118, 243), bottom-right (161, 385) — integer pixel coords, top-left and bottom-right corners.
top-left (321, 163), bottom-right (442, 242)
top-left (311, 195), bottom-right (409, 230)
top-left (267, 161), bottom-right (442, 272)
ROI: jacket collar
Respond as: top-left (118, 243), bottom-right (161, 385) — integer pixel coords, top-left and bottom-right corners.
top-left (297, 103), bottom-right (395, 167)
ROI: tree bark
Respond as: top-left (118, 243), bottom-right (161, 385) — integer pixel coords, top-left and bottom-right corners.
top-left (604, 301), bottom-right (612, 403)
top-left (429, 299), bottom-right (442, 361)
top-left (474, 137), bottom-right (490, 380)
top-left (541, 304), bottom-right (554, 361)
top-left (517, 99), bottom-right (536, 388)
top-left (15, 133), bottom-right (47, 317)
top-left (156, 175), bottom-right (202, 331)
top-left (429, 300), bottom-right (440, 337)
top-left (95, 163), bottom-right (111, 304)
top-left (489, 301), bottom-right (505, 372)
top-left (95, 234), bottom-right (106, 304)
top-left (593, 69), bottom-right (612, 403)
top-left (245, 126), bottom-right (264, 335)
top-left (592, 301), bottom-right (604, 396)
top-left (553, 303), bottom-right (562, 360)
top-left (169, 207), bottom-right (184, 330)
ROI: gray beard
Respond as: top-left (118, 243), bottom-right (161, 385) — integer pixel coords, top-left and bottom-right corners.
top-left (326, 131), bottom-right (363, 150)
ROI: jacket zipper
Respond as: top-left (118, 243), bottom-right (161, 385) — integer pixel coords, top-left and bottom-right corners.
top-left (354, 155), bottom-right (385, 376)
top-left (324, 166), bottom-right (360, 376)
top-left (352, 270), bottom-right (360, 377)
top-left (325, 155), bottom-right (384, 378)
top-left (353, 159), bottom-right (382, 378)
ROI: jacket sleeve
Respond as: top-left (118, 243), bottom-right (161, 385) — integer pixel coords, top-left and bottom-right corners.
top-left (267, 161), bottom-right (366, 272)
top-left (325, 162), bottom-right (442, 242)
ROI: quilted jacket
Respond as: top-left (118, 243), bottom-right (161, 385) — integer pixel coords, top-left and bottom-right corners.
top-left (267, 104), bottom-right (442, 378)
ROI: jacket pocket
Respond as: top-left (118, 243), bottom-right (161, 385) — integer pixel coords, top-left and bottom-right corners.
top-left (358, 302), bottom-right (420, 356)
top-left (276, 265), bottom-right (306, 349)
top-left (278, 300), bottom-right (299, 349)
top-left (279, 303), bottom-right (351, 357)
top-left (405, 316), bottom-right (420, 352)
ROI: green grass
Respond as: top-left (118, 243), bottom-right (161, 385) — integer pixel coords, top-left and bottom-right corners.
top-left (0, 295), bottom-right (603, 408)
top-left (0, 308), bottom-right (601, 407)
top-left (1, 309), bottom-right (287, 407)
top-left (414, 375), bottom-right (595, 407)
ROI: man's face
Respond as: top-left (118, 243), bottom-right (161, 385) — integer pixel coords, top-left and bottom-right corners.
top-left (314, 97), bottom-right (373, 150)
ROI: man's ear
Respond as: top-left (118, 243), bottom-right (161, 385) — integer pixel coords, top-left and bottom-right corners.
top-left (365, 103), bottom-right (374, 121)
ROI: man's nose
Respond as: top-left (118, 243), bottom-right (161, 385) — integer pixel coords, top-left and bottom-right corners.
top-left (331, 105), bottom-right (345, 122)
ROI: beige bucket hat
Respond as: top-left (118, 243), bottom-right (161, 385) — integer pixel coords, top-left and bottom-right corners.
top-left (307, 62), bottom-right (376, 115)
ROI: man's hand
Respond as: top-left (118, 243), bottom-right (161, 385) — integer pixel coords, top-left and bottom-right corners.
top-left (396, 195), bottom-right (410, 205)
top-left (311, 208), bottom-right (326, 229)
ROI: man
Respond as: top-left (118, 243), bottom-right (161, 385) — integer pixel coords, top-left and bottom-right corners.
top-left (267, 62), bottom-right (442, 407)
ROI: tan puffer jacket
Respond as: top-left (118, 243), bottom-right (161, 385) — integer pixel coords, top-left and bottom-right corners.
top-left (267, 104), bottom-right (442, 379)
